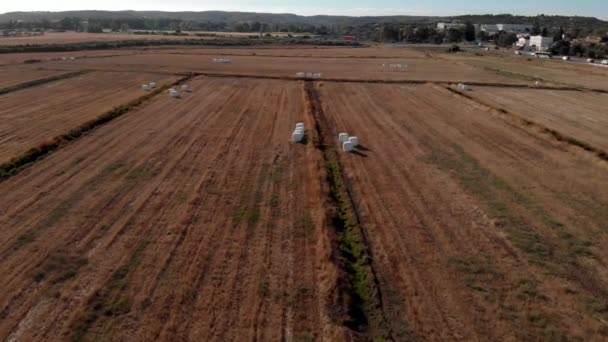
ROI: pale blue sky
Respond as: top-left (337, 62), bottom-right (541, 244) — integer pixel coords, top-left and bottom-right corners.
top-left (1, 0), bottom-right (607, 19)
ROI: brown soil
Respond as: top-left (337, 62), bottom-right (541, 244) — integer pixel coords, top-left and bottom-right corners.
top-left (465, 87), bottom-right (608, 152)
top-left (0, 77), bottom-right (346, 341)
top-left (0, 71), bottom-right (176, 164)
top-left (1, 45), bottom-right (607, 341)
top-left (0, 65), bottom-right (65, 88)
top-left (317, 82), bottom-right (608, 341)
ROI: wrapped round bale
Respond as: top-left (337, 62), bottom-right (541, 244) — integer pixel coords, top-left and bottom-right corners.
top-left (292, 132), bottom-right (304, 142)
top-left (342, 141), bottom-right (355, 152)
top-left (348, 136), bottom-right (359, 147)
top-left (339, 133), bottom-right (349, 143)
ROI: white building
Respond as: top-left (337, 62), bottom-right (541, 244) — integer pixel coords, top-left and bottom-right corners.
top-left (437, 22), bottom-right (466, 31)
top-left (530, 36), bottom-right (554, 51)
top-left (516, 37), bottom-right (529, 47)
top-left (480, 24), bottom-right (500, 34)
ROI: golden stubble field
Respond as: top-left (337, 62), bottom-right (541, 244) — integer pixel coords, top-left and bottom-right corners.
top-left (1, 40), bottom-right (607, 341)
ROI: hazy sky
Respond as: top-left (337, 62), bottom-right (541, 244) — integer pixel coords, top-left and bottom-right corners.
top-left (1, 0), bottom-right (607, 19)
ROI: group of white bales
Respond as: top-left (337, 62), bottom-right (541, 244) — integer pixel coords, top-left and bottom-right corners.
top-left (291, 124), bottom-right (359, 153)
top-left (295, 72), bottom-right (323, 79)
top-left (141, 82), bottom-right (193, 98)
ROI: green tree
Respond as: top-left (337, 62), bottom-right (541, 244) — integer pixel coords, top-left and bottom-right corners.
top-left (476, 30), bottom-right (488, 42)
top-left (464, 22), bottom-right (476, 42)
top-left (531, 22), bottom-right (541, 35)
top-left (496, 31), bottom-right (517, 47)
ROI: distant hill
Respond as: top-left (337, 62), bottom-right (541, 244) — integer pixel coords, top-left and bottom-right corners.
top-left (1, 11), bottom-right (606, 36)
top-left (0, 10), bottom-right (434, 25)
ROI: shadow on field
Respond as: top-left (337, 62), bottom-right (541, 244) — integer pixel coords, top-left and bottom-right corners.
top-left (351, 150), bottom-right (368, 158)
top-left (355, 144), bottom-right (371, 152)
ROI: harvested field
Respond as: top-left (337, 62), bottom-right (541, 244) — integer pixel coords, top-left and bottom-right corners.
top-left (448, 54), bottom-right (608, 91)
top-left (0, 71), bottom-right (176, 164)
top-left (316, 82), bottom-right (608, 341)
top-left (0, 77), bottom-right (346, 341)
top-left (0, 49), bottom-right (144, 66)
top-left (0, 32), bottom-right (208, 46)
top-left (41, 53), bottom-right (525, 83)
top-left (149, 45), bottom-right (428, 58)
top-left (466, 87), bottom-right (608, 152)
top-left (1, 44), bottom-right (607, 341)
top-left (0, 65), bottom-right (66, 89)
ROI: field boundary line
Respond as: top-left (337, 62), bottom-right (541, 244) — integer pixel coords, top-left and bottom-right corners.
top-left (200, 72), bottom-right (599, 92)
top-left (442, 85), bottom-right (608, 163)
top-left (0, 73), bottom-right (196, 181)
top-left (0, 70), bottom-right (88, 96)
top-left (304, 81), bottom-right (413, 340)
top-left (35, 67), bottom-right (181, 77)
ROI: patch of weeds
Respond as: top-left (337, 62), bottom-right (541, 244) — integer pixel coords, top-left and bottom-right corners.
top-left (258, 280), bottom-right (270, 297)
top-left (558, 231), bottom-right (593, 258)
top-left (71, 241), bottom-right (148, 341)
top-left (33, 251), bottom-right (88, 285)
top-left (449, 256), bottom-right (502, 294)
top-left (517, 279), bottom-right (546, 301)
top-left (427, 144), bottom-right (556, 264)
top-left (104, 160), bottom-right (127, 174)
top-left (544, 326), bottom-right (568, 342)
top-left (247, 207), bottom-right (261, 226)
top-left (526, 311), bottom-right (548, 328)
top-left (295, 331), bottom-right (315, 342)
top-left (16, 230), bottom-right (36, 247)
top-left (294, 213), bottom-right (315, 239)
top-left (269, 192), bottom-right (279, 208)
top-left (270, 165), bottom-right (283, 184)
top-left (125, 167), bottom-right (149, 182)
top-left (175, 191), bottom-right (188, 204)
top-left (325, 159), bottom-right (384, 334)
top-left (585, 297), bottom-right (608, 313)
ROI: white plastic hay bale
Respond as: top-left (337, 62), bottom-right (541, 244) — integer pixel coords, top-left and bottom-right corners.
top-left (535, 80), bottom-right (542, 86)
top-left (181, 84), bottom-right (190, 92)
top-left (292, 132), bottom-right (304, 142)
top-left (170, 90), bottom-right (180, 98)
top-left (343, 141), bottom-right (355, 152)
top-left (339, 133), bottom-right (349, 143)
top-left (142, 84), bottom-right (150, 91)
top-left (149, 82), bottom-right (156, 88)
top-left (348, 136), bottom-right (359, 147)
top-left (295, 123), bottom-right (305, 129)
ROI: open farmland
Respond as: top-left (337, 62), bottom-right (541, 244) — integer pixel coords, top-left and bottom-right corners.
top-left (445, 53), bottom-right (608, 91)
top-left (316, 82), bottom-right (608, 340)
top-left (0, 32), bottom-right (212, 46)
top-left (0, 40), bottom-right (607, 341)
top-left (40, 52), bottom-right (527, 84)
top-left (0, 65), bottom-right (67, 89)
top-left (0, 77), bottom-right (347, 341)
top-left (464, 87), bottom-right (608, 152)
top-left (0, 71), bottom-right (177, 165)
